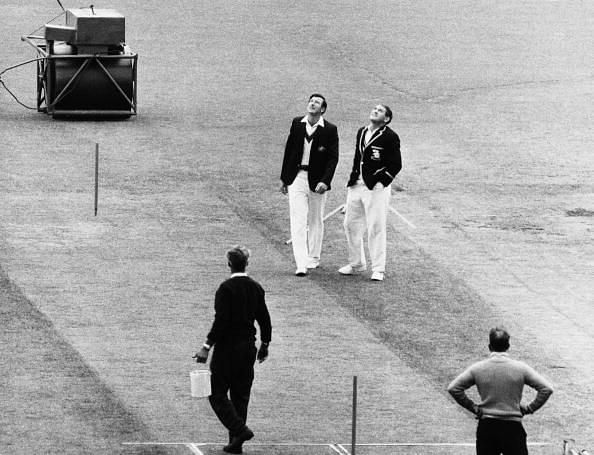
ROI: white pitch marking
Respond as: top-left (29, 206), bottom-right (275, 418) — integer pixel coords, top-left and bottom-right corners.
top-left (123, 441), bottom-right (552, 447)
top-left (389, 205), bottom-right (416, 229)
top-left (186, 443), bottom-right (204, 455)
top-left (285, 204), bottom-right (346, 244)
top-left (329, 443), bottom-right (349, 454)
top-left (336, 443), bottom-right (352, 454)
top-left (353, 442), bottom-right (552, 447)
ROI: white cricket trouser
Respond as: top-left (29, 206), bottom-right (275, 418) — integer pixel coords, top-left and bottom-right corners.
top-left (343, 182), bottom-right (391, 273)
top-left (288, 171), bottom-right (326, 269)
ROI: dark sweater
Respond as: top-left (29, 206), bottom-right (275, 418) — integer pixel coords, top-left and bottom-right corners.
top-left (206, 274), bottom-right (272, 346)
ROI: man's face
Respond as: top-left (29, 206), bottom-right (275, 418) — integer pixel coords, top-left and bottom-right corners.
top-left (307, 97), bottom-right (326, 115)
top-left (369, 105), bottom-right (390, 124)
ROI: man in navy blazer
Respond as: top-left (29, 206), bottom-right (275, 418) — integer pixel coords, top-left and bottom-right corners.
top-left (280, 94), bottom-right (339, 276)
top-left (339, 104), bottom-right (401, 281)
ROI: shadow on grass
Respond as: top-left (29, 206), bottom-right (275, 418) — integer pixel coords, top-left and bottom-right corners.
top-left (0, 267), bottom-right (171, 455)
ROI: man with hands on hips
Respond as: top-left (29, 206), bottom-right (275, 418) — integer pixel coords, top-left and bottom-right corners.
top-left (280, 93), bottom-right (339, 276)
top-left (339, 104), bottom-right (402, 281)
top-left (194, 245), bottom-right (272, 454)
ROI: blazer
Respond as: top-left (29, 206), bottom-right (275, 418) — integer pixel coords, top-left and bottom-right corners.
top-left (280, 116), bottom-right (339, 191)
top-left (346, 125), bottom-right (401, 189)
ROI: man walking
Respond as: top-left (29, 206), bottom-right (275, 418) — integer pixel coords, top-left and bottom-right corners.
top-left (339, 104), bottom-right (401, 281)
top-left (194, 246), bottom-right (272, 454)
top-left (280, 93), bottom-right (339, 276)
top-left (448, 327), bottom-right (554, 455)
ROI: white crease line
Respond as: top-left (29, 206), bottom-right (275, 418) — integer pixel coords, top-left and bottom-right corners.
top-left (329, 443), bottom-right (351, 454)
top-left (389, 205), bottom-right (416, 229)
top-left (336, 443), bottom-right (352, 454)
top-left (123, 441), bottom-right (553, 447)
top-left (286, 204), bottom-right (346, 245)
top-left (186, 443), bottom-right (204, 455)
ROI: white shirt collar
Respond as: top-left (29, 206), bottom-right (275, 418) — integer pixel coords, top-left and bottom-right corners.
top-left (301, 115), bottom-right (325, 128)
top-left (230, 272), bottom-right (248, 278)
top-left (489, 352), bottom-right (510, 358)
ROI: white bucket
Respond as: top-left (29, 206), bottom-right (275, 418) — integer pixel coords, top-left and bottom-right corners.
top-left (190, 369), bottom-right (211, 398)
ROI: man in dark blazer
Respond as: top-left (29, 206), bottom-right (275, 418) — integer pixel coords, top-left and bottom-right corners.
top-left (280, 94), bottom-right (339, 276)
top-left (339, 104), bottom-right (402, 281)
top-left (194, 246), bottom-right (272, 454)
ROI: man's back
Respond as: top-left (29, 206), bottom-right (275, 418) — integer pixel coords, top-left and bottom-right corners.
top-left (448, 352), bottom-right (553, 421)
top-left (207, 276), bottom-right (272, 345)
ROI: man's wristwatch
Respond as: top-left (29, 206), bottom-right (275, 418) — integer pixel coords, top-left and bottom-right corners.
top-left (203, 343), bottom-right (211, 351)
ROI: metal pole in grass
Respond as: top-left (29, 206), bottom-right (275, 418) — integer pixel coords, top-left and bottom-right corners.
top-left (94, 143), bottom-right (99, 216)
top-left (352, 375), bottom-right (357, 455)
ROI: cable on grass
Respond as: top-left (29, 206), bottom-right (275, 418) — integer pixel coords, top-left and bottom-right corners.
top-left (0, 57), bottom-right (45, 110)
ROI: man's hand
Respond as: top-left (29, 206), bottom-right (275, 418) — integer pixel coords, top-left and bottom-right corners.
top-left (257, 343), bottom-right (269, 363)
top-left (373, 182), bottom-right (384, 190)
top-left (314, 182), bottom-right (328, 194)
top-left (280, 182), bottom-right (288, 195)
top-left (473, 404), bottom-right (483, 419)
top-left (193, 347), bottom-right (209, 363)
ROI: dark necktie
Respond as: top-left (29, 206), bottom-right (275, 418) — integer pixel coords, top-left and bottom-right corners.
top-left (305, 131), bottom-right (314, 143)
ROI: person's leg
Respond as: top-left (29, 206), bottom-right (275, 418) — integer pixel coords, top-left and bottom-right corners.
top-left (229, 344), bottom-right (257, 425)
top-left (343, 185), bottom-right (367, 269)
top-left (476, 420), bottom-right (503, 455)
top-left (365, 185), bottom-right (390, 273)
top-left (307, 190), bottom-right (327, 265)
top-left (208, 346), bottom-right (245, 436)
top-left (500, 422), bottom-right (528, 455)
top-left (288, 172), bottom-right (310, 271)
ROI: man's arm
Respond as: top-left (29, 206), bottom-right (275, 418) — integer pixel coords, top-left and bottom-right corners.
top-left (194, 284), bottom-right (230, 363)
top-left (378, 132), bottom-right (402, 187)
top-left (255, 287), bottom-right (272, 363)
top-left (319, 124), bottom-right (339, 188)
top-left (447, 368), bottom-right (482, 417)
top-left (346, 129), bottom-right (363, 186)
top-left (280, 118), bottom-right (298, 186)
top-left (521, 365), bottom-right (554, 415)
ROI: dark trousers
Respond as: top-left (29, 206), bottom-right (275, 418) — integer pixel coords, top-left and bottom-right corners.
top-left (208, 341), bottom-right (257, 436)
top-left (476, 419), bottom-right (528, 455)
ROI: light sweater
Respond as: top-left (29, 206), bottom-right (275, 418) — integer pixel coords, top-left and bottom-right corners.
top-left (447, 352), bottom-right (553, 422)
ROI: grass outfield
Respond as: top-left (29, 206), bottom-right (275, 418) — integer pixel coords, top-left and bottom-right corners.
top-left (1, 0), bottom-right (593, 454)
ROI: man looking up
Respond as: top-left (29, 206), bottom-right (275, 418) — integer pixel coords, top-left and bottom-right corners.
top-left (280, 94), bottom-right (339, 276)
top-left (339, 104), bottom-right (401, 281)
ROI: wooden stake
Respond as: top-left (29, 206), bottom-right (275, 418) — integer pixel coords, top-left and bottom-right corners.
top-left (352, 375), bottom-right (357, 455)
top-left (94, 143), bottom-right (99, 216)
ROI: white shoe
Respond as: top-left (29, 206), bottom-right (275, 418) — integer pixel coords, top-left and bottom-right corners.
top-left (338, 264), bottom-right (367, 275)
top-left (295, 268), bottom-right (308, 277)
top-left (306, 260), bottom-right (320, 269)
top-left (371, 271), bottom-right (385, 281)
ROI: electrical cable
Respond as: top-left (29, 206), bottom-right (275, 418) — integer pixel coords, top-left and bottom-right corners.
top-left (28, 11), bottom-right (66, 37)
top-left (0, 57), bottom-right (45, 110)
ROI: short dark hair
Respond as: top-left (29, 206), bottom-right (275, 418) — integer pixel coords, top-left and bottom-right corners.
top-left (380, 104), bottom-right (393, 124)
top-left (489, 327), bottom-right (510, 352)
top-left (309, 93), bottom-right (327, 113)
top-left (226, 245), bottom-right (250, 271)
